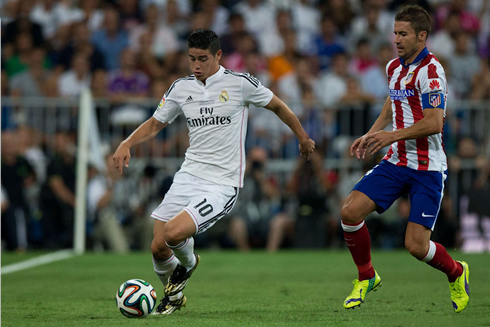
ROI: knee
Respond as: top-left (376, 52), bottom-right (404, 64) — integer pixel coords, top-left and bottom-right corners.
top-left (163, 220), bottom-right (188, 245)
top-left (405, 239), bottom-right (428, 260)
top-left (151, 238), bottom-right (172, 260)
top-left (341, 205), bottom-right (363, 225)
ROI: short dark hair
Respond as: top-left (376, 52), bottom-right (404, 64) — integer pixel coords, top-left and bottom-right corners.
top-left (188, 29), bottom-right (221, 55)
top-left (395, 5), bottom-right (432, 39)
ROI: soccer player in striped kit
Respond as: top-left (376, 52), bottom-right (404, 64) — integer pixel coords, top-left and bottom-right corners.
top-left (341, 5), bottom-right (469, 312)
top-left (113, 29), bottom-right (315, 315)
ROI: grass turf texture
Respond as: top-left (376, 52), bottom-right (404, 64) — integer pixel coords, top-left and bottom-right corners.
top-left (2, 250), bottom-right (490, 327)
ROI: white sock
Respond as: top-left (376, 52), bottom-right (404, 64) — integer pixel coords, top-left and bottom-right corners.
top-left (152, 254), bottom-right (179, 287)
top-left (166, 237), bottom-right (196, 271)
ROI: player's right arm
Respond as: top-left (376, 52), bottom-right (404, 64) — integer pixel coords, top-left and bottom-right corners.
top-left (113, 117), bottom-right (168, 174)
top-left (350, 96), bottom-right (392, 160)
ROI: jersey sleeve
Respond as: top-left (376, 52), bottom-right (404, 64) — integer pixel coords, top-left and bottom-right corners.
top-left (241, 74), bottom-right (274, 107)
top-left (152, 89), bottom-right (183, 124)
top-left (418, 62), bottom-right (447, 110)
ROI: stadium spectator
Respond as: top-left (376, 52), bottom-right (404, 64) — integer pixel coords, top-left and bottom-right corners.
top-left (222, 31), bottom-right (258, 73)
top-left (428, 10), bottom-right (461, 61)
top-left (91, 69), bottom-right (108, 98)
top-left (30, 0), bottom-right (65, 40)
top-left (107, 49), bottom-right (150, 102)
top-left (290, 0), bottom-right (321, 54)
top-left (91, 7), bottom-right (129, 71)
top-left (129, 4), bottom-right (179, 62)
top-left (315, 52), bottom-right (350, 108)
top-left (448, 31), bottom-right (481, 98)
top-left (10, 47), bottom-right (55, 97)
top-left (319, 0), bottom-right (354, 36)
top-left (348, 2), bottom-right (392, 53)
top-left (195, 0), bottom-right (230, 37)
top-left (219, 13), bottom-right (246, 55)
top-left (470, 57), bottom-right (490, 100)
top-left (55, 22), bottom-right (106, 72)
top-left (4, 33), bottom-right (37, 78)
top-left (71, 0), bottom-right (105, 32)
top-left (348, 38), bottom-right (378, 76)
top-left (313, 14), bottom-right (346, 72)
top-left (233, 0), bottom-right (276, 38)
top-left (434, 0), bottom-right (480, 36)
top-left (287, 151), bottom-right (329, 248)
top-left (118, 0), bottom-right (143, 31)
top-left (160, 0), bottom-right (191, 50)
top-left (257, 9), bottom-right (293, 57)
top-left (87, 154), bottom-right (135, 253)
top-left (1, 130), bottom-right (36, 252)
top-left (39, 130), bottom-right (77, 249)
top-left (359, 42), bottom-right (394, 110)
top-left (58, 53), bottom-right (91, 98)
top-left (228, 146), bottom-right (291, 252)
top-left (3, 0), bottom-right (45, 48)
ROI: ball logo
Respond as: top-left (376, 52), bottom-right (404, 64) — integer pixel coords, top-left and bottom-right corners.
top-left (219, 90), bottom-right (229, 103)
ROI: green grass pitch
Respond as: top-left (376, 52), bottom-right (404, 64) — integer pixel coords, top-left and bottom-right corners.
top-left (2, 250), bottom-right (490, 326)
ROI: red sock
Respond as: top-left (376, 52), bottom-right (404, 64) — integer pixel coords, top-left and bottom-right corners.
top-left (423, 241), bottom-right (463, 282)
top-left (342, 221), bottom-right (375, 281)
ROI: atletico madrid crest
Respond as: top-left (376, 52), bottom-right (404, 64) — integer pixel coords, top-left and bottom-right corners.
top-left (405, 72), bottom-right (414, 84)
top-left (429, 93), bottom-right (441, 107)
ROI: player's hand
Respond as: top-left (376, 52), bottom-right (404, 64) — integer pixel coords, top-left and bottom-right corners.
top-left (365, 131), bottom-right (395, 155)
top-left (113, 142), bottom-right (131, 175)
top-left (350, 135), bottom-right (368, 160)
top-left (299, 137), bottom-right (315, 161)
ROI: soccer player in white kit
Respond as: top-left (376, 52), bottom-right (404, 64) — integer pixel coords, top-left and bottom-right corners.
top-left (113, 29), bottom-right (315, 315)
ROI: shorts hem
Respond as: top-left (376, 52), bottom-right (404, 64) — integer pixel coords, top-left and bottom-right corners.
top-left (183, 208), bottom-right (200, 235)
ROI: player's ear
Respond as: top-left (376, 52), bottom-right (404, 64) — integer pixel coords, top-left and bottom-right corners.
top-left (215, 49), bottom-right (222, 61)
top-left (418, 31), bottom-right (427, 43)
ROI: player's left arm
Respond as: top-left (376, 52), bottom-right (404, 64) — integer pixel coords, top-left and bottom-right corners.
top-left (264, 94), bottom-right (315, 160)
top-left (365, 108), bottom-right (444, 155)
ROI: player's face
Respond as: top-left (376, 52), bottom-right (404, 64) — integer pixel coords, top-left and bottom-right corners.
top-left (188, 48), bottom-right (222, 83)
top-left (394, 21), bottom-right (426, 63)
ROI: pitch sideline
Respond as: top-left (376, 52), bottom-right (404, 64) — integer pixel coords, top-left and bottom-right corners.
top-left (1, 249), bottom-right (77, 275)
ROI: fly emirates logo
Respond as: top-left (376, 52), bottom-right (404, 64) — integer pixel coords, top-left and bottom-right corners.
top-left (186, 107), bottom-right (232, 128)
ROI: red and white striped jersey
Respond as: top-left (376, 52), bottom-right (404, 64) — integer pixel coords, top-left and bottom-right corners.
top-left (383, 47), bottom-right (448, 172)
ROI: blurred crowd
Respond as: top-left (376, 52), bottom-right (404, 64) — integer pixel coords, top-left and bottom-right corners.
top-left (2, 0), bottom-right (490, 253)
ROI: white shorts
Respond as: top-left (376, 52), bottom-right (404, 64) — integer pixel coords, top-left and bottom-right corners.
top-left (151, 171), bottom-right (239, 235)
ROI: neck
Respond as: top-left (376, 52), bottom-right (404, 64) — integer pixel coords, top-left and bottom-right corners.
top-left (404, 46), bottom-right (425, 65)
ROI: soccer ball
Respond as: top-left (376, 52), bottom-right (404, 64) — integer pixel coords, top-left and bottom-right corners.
top-left (116, 279), bottom-right (157, 318)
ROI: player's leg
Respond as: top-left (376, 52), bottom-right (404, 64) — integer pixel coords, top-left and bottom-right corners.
top-left (341, 161), bottom-right (406, 309)
top-left (407, 170), bottom-right (469, 313)
top-left (163, 210), bottom-right (200, 296)
top-left (164, 178), bottom-right (238, 297)
top-left (151, 219), bottom-right (187, 315)
top-left (341, 190), bottom-right (382, 309)
top-left (341, 190), bottom-right (377, 280)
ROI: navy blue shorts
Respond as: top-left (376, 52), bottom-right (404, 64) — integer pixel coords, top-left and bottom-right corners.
top-left (353, 160), bottom-right (447, 230)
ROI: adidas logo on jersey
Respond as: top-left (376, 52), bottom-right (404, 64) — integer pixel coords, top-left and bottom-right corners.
top-left (186, 96), bottom-right (193, 102)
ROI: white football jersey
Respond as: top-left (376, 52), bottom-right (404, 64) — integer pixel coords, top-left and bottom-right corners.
top-left (153, 66), bottom-right (273, 188)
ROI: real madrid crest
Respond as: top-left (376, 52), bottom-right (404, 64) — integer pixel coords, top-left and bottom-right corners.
top-left (219, 90), bottom-right (229, 103)
top-left (405, 72), bottom-right (414, 85)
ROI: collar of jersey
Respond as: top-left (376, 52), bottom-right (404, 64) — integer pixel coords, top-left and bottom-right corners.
top-left (399, 47), bottom-right (429, 68)
top-left (194, 65), bottom-right (225, 86)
